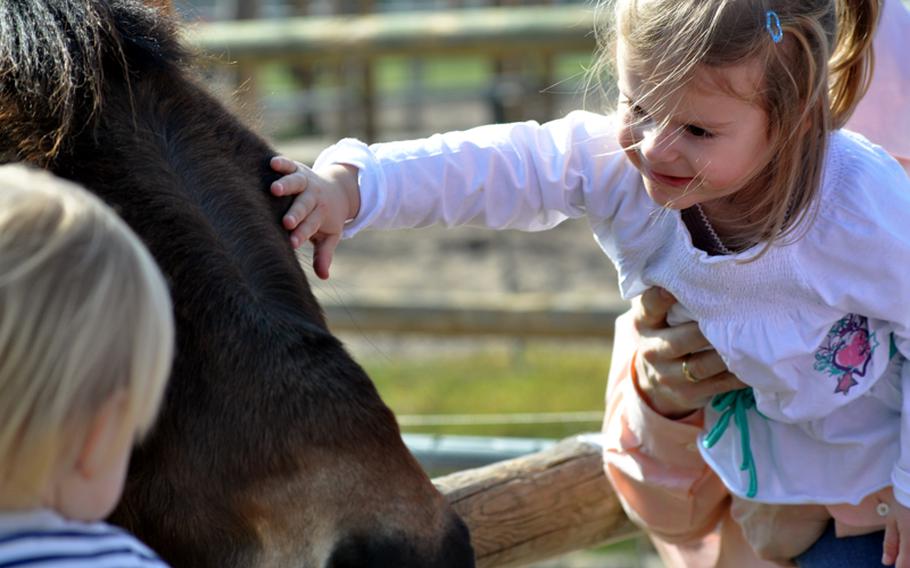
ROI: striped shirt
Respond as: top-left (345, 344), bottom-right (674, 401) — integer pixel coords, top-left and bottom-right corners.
top-left (0, 510), bottom-right (169, 567)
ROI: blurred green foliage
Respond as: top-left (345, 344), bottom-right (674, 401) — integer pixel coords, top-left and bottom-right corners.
top-left (260, 53), bottom-right (592, 95)
top-left (360, 342), bottom-right (612, 439)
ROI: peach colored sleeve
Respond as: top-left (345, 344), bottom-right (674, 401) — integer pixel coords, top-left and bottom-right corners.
top-left (602, 312), bottom-right (789, 567)
top-left (602, 313), bottom-right (812, 568)
top-left (601, 311), bottom-right (730, 545)
top-left (846, 0), bottom-right (910, 165)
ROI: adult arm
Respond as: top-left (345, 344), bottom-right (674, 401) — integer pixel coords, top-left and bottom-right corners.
top-left (602, 287), bottom-right (743, 543)
top-left (601, 289), bottom-right (831, 567)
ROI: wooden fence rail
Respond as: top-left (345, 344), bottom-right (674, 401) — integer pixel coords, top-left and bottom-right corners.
top-left (185, 6), bottom-right (597, 63)
top-left (186, 5), bottom-right (599, 140)
top-left (320, 294), bottom-right (626, 338)
top-left (435, 435), bottom-right (640, 567)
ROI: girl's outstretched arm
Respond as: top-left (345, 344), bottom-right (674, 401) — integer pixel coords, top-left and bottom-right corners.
top-left (310, 112), bottom-right (630, 236)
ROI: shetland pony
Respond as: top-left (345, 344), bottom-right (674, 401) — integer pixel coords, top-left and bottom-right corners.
top-left (0, 1), bottom-right (474, 566)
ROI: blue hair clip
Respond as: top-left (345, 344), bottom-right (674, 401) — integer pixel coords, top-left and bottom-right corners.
top-left (765, 10), bottom-right (783, 44)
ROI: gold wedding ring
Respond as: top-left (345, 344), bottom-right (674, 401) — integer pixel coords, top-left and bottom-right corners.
top-left (682, 358), bottom-right (700, 383)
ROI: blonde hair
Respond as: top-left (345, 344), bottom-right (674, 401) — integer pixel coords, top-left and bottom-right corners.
top-left (590, 0), bottom-right (879, 254)
top-left (0, 164), bottom-right (174, 500)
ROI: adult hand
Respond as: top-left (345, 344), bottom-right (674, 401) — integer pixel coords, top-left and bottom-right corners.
top-left (632, 287), bottom-right (746, 419)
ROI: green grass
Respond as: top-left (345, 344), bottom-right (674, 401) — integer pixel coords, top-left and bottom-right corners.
top-left (258, 52), bottom-right (594, 96)
top-left (256, 51), bottom-right (601, 139)
top-left (360, 342), bottom-right (651, 561)
top-left (360, 342), bottom-right (612, 439)
top-left (375, 56), bottom-right (490, 91)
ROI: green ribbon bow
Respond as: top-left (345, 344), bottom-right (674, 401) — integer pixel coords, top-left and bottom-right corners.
top-left (702, 388), bottom-right (758, 498)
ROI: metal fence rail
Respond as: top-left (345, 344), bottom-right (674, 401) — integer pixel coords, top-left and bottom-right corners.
top-left (404, 432), bottom-right (559, 474)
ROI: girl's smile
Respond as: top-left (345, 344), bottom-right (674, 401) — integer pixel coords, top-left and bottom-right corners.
top-left (647, 170), bottom-right (696, 188)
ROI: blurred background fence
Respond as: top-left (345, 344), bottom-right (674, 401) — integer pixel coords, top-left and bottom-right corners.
top-left (179, 0), bottom-right (606, 156)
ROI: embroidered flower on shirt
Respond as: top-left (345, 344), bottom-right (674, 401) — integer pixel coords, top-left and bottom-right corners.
top-left (813, 314), bottom-right (879, 396)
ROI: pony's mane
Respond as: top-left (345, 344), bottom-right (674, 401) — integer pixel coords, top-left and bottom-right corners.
top-left (1, 0), bottom-right (396, 465)
top-left (0, 0), bottom-right (186, 165)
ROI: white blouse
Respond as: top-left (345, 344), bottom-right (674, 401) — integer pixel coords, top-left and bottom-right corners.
top-left (315, 111), bottom-right (910, 506)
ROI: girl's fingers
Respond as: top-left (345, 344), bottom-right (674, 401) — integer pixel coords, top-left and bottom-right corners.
top-left (270, 156), bottom-right (299, 174)
top-left (283, 194), bottom-right (316, 230)
top-left (271, 161), bottom-right (310, 197)
top-left (313, 234), bottom-right (341, 280)
top-left (290, 208), bottom-right (323, 247)
top-left (273, 174), bottom-right (308, 197)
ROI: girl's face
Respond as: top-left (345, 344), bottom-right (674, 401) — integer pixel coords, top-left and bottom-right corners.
top-left (616, 44), bottom-right (771, 211)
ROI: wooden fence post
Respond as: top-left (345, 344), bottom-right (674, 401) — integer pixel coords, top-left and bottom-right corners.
top-left (434, 436), bottom-right (640, 567)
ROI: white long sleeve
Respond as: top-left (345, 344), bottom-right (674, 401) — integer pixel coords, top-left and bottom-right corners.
top-left (313, 111), bottom-right (637, 237)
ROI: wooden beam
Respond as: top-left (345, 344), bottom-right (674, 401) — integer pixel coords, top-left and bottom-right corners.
top-left (184, 6), bottom-right (596, 63)
top-left (434, 436), bottom-right (640, 567)
top-left (320, 294), bottom-right (626, 339)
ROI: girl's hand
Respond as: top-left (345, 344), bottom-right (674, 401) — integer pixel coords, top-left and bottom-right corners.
top-left (632, 287), bottom-right (746, 419)
top-left (883, 499), bottom-right (910, 567)
top-left (270, 157), bottom-right (361, 280)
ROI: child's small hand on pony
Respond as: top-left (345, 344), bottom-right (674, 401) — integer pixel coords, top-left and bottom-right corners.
top-left (270, 156), bottom-right (360, 280)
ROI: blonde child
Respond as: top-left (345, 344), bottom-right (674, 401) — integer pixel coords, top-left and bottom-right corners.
top-left (269, 0), bottom-right (910, 565)
top-left (0, 165), bottom-right (174, 566)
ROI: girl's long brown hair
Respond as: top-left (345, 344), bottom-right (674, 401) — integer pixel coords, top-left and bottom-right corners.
top-left (590, 0), bottom-right (879, 256)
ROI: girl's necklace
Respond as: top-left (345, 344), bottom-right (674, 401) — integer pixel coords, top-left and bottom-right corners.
top-left (694, 203), bottom-right (734, 255)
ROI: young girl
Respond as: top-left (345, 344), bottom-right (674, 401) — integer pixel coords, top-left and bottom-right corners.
top-left (270, 0), bottom-right (910, 564)
top-left (0, 165), bottom-right (174, 566)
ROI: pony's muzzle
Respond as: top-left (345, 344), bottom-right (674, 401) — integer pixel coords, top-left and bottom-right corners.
top-left (326, 515), bottom-right (474, 568)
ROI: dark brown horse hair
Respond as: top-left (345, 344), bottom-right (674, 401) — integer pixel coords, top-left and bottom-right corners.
top-left (0, 2), bottom-right (474, 566)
